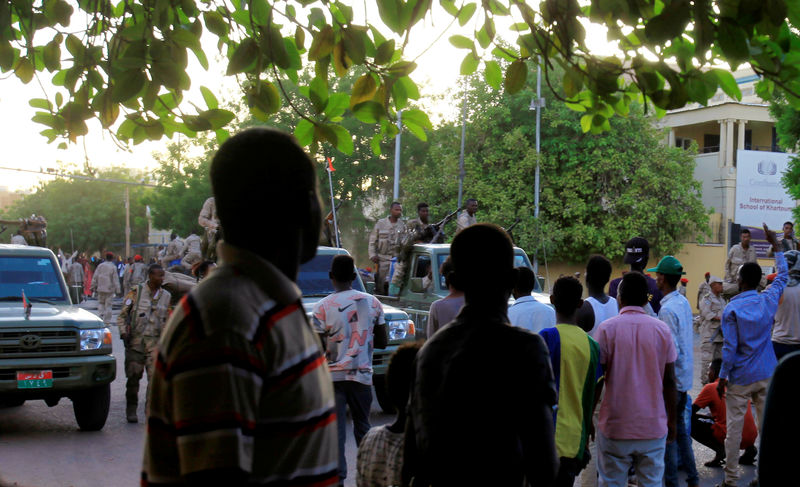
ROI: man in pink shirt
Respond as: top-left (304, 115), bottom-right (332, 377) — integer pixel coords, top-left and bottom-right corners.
top-left (595, 271), bottom-right (678, 487)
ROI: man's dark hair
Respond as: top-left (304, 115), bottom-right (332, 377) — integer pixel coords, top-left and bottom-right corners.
top-left (147, 263), bottom-right (163, 275)
top-left (417, 202), bottom-right (429, 212)
top-left (664, 273), bottom-right (681, 288)
top-left (105, 252), bottom-right (114, 261)
top-left (619, 271), bottom-right (649, 307)
top-left (385, 342), bottom-right (423, 411)
top-left (210, 128), bottom-right (318, 250)
top-left (170, 232), bottom-right (178, 240)
top-left (440, 256), bottom-right (456, 290)
top-left (451, 224), bottom-right (513, 300)
top-left (390, 201), bottom-right (402, 208)
top-left (739, 262), bottom-right (763, 288)
top-left (513, 266), bottom-right (536, 295)
top-left (710, 358), bottom-right (722, 377)
top-left (785, 221), bottom-right (794, 229)
top-left (586, 255), bottom-right (612, 288)
top-left (330, 254), bottom-right (356, 282)
top-left (741, 228), bottom-right (751, 235)
top-left (465, 198), bottom-right (477, 205)
top-left (551, 277), bottom-right (583, 316)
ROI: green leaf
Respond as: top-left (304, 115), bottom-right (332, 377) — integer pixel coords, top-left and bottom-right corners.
top-left (712, 69), bottom-right (742, 100)
top-left (65, 34), bottom-right (83, 57)
top-left (29, 98), bottom-right (52, 110)
top-left (14, 58), bottom-right (34, 84)
top-left (200, 86), bottom-right (219, 109)
top-left (458, 3), bottom-right (477, 26)
top-left (404, 120), bottom-right (427, 141)
top-left (484, 60), bottom-right (502, 89)
top-left (580, 114), bottom-right (592, 132)
top-left (350, 73), bottom-right (378, 107)
top-left (295, 27), bottom-right (306, 50)
top-left (328, 124), bottom-right (354, 154)
top-left (226, 39), bottom-right (259, 75)
top-left (342, 28), bottom-right (366, 64)
top-left (184, 115), bottom-right (213, 132)
top-left (377, 0), bottom-right (403, 33)
top-left (370, 133), bottom-right (382, 155)
top-left (309, 76), bottom-right (329, 113)
top-left (401, 108), bottom-right (432, 130)
top-left (308, 26), bottom-right (335, 61)
top-left (295, 119), bottom-right (315, 146)
top-left (247, 80), bottom-right (281, 115)
top-left (43, 41), bottom-right (60, 72)
top-left (352, 101), bottom-right (384, 123)
top-left (449, 35), bottom-right (474, 50)
top-left (396, 76), bottom-right (420, 100)
top-left (171, 28), bottom-right (201, 50)
top-left (203, 11), bottom-right (228, 37)
top-left (717, 19), bottom-right (749, 66)
top-left (504, 60), bottom-right (527, 93)
top-left (460, 51), bottom-right (480, 75)
top-left (200, 108), bottom-right (235, 129)
top-left (0, 43), bottom-right (16, 71)
top-left (324, 93), bottom-right (349, 118)
top-left (387, 61), bottom-right (417, 76)
top-left (375, 39), bottom-right (395, 65)
top-left (250, 0), bottom-right (270, 25)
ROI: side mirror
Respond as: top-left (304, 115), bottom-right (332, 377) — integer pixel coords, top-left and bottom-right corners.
top-left (410, 277), bottom-right (424, 293)
top-left (365, 281), bottom-right (375, 294)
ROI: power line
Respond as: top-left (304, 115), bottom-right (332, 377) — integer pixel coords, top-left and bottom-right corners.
top-left (0, 165), bottom-right (164, 188)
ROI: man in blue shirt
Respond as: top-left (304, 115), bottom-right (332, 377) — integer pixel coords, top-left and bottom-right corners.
top-left (717, 224), bottom-right (786, 487)
top-left (648, 255), bottom-right (698, 487)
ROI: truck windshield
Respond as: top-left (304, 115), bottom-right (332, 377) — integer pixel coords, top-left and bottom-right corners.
top-left (0, 256), bottom-right (68, 302)
top-left (297, 253), bottom-right (365, 296)
top-left (435, 249), bottom-right (542, 293)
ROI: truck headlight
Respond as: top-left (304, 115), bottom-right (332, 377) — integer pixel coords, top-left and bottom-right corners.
top-left (80, 328), bottom-right (112, 350)
top-left (387, 319), bottom-right (412, 340)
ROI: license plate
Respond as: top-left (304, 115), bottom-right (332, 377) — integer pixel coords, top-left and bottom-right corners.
top-left (17, 370), bottom-right (53, 389)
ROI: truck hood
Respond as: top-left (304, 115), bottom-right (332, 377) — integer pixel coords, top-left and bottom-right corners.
top-left (301, 296), bottom-right (409, 321)
top-left (0, 303), bottom-right (106, 329)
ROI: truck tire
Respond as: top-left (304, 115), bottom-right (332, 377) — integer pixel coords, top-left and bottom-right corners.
top-left (72, 384), bottom-right (110, 431)
top-left (373, 375), bottom-right (394, 414)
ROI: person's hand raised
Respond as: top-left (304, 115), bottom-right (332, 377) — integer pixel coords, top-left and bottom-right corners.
top-left (764, 223), bottom-right (779, 251)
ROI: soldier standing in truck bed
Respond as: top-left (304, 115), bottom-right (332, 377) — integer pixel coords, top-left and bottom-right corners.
top-left (369, 202), bottom-right (406, 295)
top-left (181, 230), bottom-right (202, 268)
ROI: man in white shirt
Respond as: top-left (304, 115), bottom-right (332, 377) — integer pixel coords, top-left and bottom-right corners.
top-left (508, 266), bottom-right (555, 333)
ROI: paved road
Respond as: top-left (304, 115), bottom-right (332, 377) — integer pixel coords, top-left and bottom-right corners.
top-left (0, 301), bottom-right (756, 486)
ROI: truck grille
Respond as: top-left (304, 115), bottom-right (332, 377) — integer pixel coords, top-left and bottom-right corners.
top-left (0, 330), bottom-right (78, 355)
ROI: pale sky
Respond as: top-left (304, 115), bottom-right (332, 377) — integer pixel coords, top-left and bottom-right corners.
top-left (0, 4), bottom-right (616, 192)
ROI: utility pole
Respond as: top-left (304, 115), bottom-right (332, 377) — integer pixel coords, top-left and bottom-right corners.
top-left (393, 111), bottom-right (402, 201)
top-left (458, 79), bottom-right (467, 209)
top-left (529, 58), bottom-right (545, 274)
top-left (124, 186), bottom-right (131, 258)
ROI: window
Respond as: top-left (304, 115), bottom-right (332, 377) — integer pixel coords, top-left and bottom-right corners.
top-left (297, 253), bottom-right (365, 296)
top-left (0, 256), bottom-right (67, 302)
top-left (703, 134), bottom-right (720, 153)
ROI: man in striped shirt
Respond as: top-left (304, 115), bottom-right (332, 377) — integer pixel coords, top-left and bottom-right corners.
top-left (142, 128), bottom-right (338, 486)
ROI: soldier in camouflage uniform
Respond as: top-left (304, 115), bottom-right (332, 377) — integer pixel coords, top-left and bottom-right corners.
top-left (198, 197), bottom-right (220, 261)
top-left (390, 203), bottom-right (437, 295)
top-left (181, 230), bottom-right (203, 268)
top-left (117, 264), bottom-right (171, 423)
top-left (699, 276), bottom-right (726, 385)
top-left (161, 232), bottom-right (185, 268)
top-left (369, 202), bottom-right (405, 295)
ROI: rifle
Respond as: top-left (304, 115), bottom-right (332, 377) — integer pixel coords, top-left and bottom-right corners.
top-left (429, 208), bottom-right (461, 243)
top-left (503, 217), bottom-right (522, 244)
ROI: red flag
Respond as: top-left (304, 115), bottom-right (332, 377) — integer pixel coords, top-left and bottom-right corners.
top-left (327, 157), bottom-right (335, 172)
top-left (21, 289), bottom-right (31, 317)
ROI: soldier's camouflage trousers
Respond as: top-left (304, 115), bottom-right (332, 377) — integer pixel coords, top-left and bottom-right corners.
top-left (125, 335), bottom-right (159, 410)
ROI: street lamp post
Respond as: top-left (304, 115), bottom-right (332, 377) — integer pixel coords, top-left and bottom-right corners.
top-left (529, 59), bottom-right (545, 274)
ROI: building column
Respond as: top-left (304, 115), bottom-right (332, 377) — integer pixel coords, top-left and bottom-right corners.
top-left (718, 120), bottom-right (727, 167)
top-left (737, 119), bottom-right (746, 151)
top-left (668, 128), bottom-right (676, 148)
top-left (726, 119), bottom-right (735, 166)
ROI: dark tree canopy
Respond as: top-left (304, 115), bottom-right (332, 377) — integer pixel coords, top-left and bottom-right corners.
top-left (2, 0), bottom-right (800, 153)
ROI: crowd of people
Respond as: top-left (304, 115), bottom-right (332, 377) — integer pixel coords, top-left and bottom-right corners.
top-left (11, 127), bottom-right (795, 486)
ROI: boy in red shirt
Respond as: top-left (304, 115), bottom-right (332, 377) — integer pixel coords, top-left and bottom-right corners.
top-left (692, 359), bottom-right (758, 467)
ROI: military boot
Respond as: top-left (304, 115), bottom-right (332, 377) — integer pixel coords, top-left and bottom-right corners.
top-left (126, 402), bottom-right (138, 423)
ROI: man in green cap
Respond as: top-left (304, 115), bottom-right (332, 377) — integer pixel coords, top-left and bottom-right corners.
top-left (648, 256), bottom-right (699, 487)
